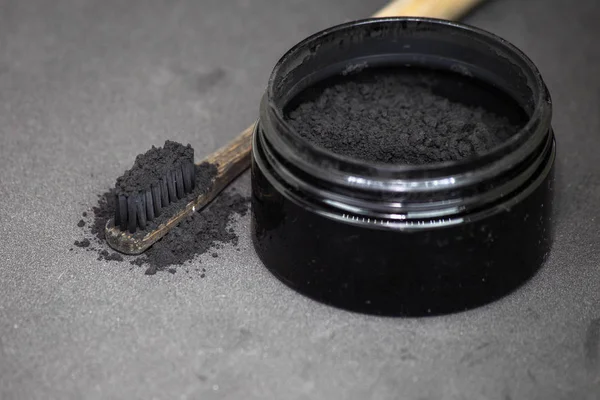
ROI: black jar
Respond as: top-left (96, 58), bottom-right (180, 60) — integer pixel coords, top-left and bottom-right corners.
top-left (251, 18), bottom-right (555, 316)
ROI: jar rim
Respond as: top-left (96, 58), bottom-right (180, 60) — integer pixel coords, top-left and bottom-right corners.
top-left (265, 17), bottom-right (552, 180)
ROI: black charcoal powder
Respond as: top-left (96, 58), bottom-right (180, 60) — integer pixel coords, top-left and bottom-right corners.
top-left (285, 67), bottom-right (527, 165)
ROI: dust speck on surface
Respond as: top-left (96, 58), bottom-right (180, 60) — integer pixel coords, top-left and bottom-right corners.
top-left (584, 317), bottom-right (600, 370)
top-left (170, 65), bottom-right (227, 94)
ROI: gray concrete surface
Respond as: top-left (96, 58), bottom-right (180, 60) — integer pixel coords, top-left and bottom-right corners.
top-left (1, 0), bottom-right (599, 399)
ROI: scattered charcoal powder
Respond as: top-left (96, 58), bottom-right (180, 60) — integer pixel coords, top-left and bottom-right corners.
top-left (130, 258), bottom-right (145, 267)
top-left (129, 190), bottom-right (249, 272)
top-left (285, 67), bottom-right (527, 165)
top-left (168, 268), bottom-right (176, 274)
top-left (82, 212), bottom-right (87, 217)
top-left (90, 188), bottom-right (116, 242)
top-left (97, 250), bottom-right (124, 262)
top-left (77, 219), bottom-right (85, 227)
top-left (74, 239), bottom-right (90, 248)
top-left (144, 265), bottom-right (157, 275)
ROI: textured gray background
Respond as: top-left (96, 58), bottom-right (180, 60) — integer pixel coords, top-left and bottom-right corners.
top-left (1, 0), bottom-right (599, 399)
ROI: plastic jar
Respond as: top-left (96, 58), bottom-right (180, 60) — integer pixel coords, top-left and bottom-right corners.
top-left (251, 17), bottom-right (555, 316)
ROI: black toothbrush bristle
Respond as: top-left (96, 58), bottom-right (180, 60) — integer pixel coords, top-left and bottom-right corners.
top-left (182, 163), bottom-right (192, 192)
top-left (137, 194), bottom-right (147, 230)
top-left (127, 195), bottom-right (137, 234)
top-left (151, 184), bottom-right (162, 216)
top-left (145, 190), bottom-right (154, 221)
top-left (190, 162), bottom-right (196, 189)
top-left (160, 178), bottom-right (169, 208)
top-left (175, 167), bottom-right (185, 199)
top-left (166, 171), bottom-right (177, 202)
top-left (185, 162), bottom-right (195, 193)
top-left (119, 195), bottom-right (128, 231)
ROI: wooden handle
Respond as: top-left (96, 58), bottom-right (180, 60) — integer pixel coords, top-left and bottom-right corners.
top-left (373, 0), bottom-right (482, 19)
top-left (201, 123), bottom-right (254, 218)
top-left (206, 124), bottom-right (253, 180)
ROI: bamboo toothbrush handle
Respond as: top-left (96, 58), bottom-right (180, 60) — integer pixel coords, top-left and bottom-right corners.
top-left (205, 124), bottom-right (254, 196)
top-left (373, 0), bottom-right (482, 19)
top-left (207, 124), bottom-right (254, 178)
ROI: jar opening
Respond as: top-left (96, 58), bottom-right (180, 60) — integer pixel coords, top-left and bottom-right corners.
top-left (264, 17), bottom-right (552, 181)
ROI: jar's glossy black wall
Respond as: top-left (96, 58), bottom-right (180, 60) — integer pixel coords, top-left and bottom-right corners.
top-left (251, 127), bottom-right (555, 317)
